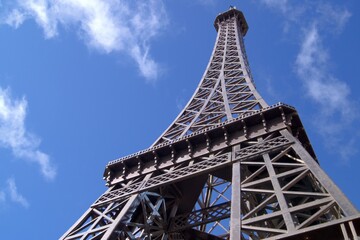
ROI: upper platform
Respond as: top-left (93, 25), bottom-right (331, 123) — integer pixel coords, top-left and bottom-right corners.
top-left (214, 7), bottom-right (248, 36)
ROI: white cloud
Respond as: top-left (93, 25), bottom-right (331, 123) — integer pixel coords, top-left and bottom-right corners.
top-left (5, 9), bottom-right (26, 28)
top-left (261, 1), bottom-right (357, 160)
top-left (6, 178), bottom-right (29, 208)
top-left (316, 3), bottom-right (351, 33)
top-left (261, 0), bottom-right (290, 14)
top-left (259, 1), bottom-right (354, 117)
top-left (296, 24), bottom-right (355, 121)
top-left (259, 0), bottom-right (306, 33)
top-left (0, 87), bottom-right (56, 180)
top-left (130, 45), bottom-right (159, 81)
top-left (295, 25), bottom-right (357, 159)
top-left (1, 0), bottom-right (168, 81)
top-left (260, 1), bottom-right (350, 34)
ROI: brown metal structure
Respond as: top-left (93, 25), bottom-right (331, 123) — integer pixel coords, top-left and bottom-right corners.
top-left (60, 7), bottom-right (360, 240)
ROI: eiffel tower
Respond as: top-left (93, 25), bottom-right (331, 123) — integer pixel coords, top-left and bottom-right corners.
top-left (60, 7), bottom-right (360, 240)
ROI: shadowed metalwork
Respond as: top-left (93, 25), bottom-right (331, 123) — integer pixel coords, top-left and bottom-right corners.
top-left (60, 7), bottom-right (360, 240)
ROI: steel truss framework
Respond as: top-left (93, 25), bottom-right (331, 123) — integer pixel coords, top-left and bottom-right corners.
top-left (61, 7), bottom-right (360, 240)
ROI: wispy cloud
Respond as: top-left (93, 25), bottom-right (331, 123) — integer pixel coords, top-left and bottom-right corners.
top-left (295, 25), bottom-right (357, 159)
top-left (261, 0), bottom-right (290, 14)
top-left (260, 0), bottom-right (305, 24)
top-left (295, 25), bottom-right (353, 118)
top-left (0, 0), bottom-right (168, 82)
top-left (259, 1), bottom-right (351, 45)
top-left (316, 3), bottom-right (351, 33)
top-left (4, 9), bottom-right (25, 28)
top-left (260, 1), bottom-right (357, 160)
top-left (6, 178), bottom-right (29, 208)
top-left (0, 87), bottom-right (56, 180)
top-left (260, 1), bottom-right (350, 33)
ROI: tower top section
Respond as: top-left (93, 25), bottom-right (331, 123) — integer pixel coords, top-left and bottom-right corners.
top-left (214, 7), bottom-right (248, 36)
top-left (149, 6), bottom-right (265, 145)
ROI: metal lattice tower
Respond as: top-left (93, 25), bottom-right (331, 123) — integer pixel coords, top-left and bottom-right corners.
top-left (60, 7), bottom-right (360, 240)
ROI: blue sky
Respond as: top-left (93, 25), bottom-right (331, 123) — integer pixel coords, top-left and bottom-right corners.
top-left (0, 0), bottom-right (359, 239)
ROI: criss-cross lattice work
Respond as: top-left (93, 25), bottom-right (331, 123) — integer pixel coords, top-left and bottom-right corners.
top-left (153, 9), bottom-right (267, 146)
top-left (237, 132), bottom-right (347, 239)
top-left (61, 130), bottom-right (360, 239)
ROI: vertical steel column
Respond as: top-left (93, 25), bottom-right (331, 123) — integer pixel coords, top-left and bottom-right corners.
top-left (349, 221), bottom-right (359, 239)
top-left (231, 145), bottom-right (241, 239)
